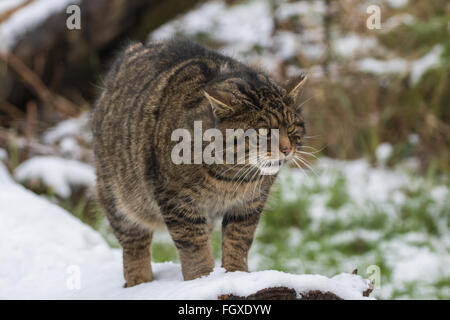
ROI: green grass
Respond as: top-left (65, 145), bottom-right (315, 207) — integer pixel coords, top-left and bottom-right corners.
top-left (249, 163), bottom-right (450, 299)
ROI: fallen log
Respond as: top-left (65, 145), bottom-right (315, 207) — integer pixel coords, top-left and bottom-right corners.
top-left (216, 270), bottom-right (374, 300)
top-left (219, 282), bottom-right (374, 300)
top-left (0, 0), bottom-right (202, 115)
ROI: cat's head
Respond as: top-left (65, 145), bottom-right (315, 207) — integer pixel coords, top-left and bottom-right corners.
top-left (204, 72), bottom-right (307, 173)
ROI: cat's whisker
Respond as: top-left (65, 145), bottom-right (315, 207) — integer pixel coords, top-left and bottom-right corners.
top-left (297, 95), bottom-right (314, 109)
top-left (233, 166), bottom-right (258, 199)
top-left (292, 158), bottom-right (311, 181)
top-left (294, 155), bottom-right (318, 176)
top-left (242, 159), bottom-right (262, 201)
top-left (295, 154), bottom-right (315, 168)
top-left (251, 160), bottom-right (264, 200)
top-left (230, 157), bottom-right (259, 197)
top-left (219, 160), bottom-right (248, 176)
top-left (219, 153), bottom-right (258, 177)
top-left (302, 135), bottom-right (322, 140)
top-left (295, 150), bottom-right (320, 161)
top-left (298, 145), bottom-right (325, 154)
top-left (254, 162), bottom-right (268, 200)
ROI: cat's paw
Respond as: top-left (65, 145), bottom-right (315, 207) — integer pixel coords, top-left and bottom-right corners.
top-left (123, 272), bottom-right (153, 288)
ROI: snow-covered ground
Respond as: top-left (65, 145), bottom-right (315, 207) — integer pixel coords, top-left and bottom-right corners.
top-left (1, 141), bottom-right (448, 299)
top-left (15, 156), bottom-right (95, 198)
top-left (0, 161), bottom-right (371, 299)
top-left (1, 117), bottom-right (449, 299)
top-left (1, 0), bottom-right (448, 300)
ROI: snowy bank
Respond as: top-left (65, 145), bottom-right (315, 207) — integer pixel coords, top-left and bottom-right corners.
top-left (0, 162), bottom-right (372, 299)
top-left (14, 156), bottom-right (95, 198)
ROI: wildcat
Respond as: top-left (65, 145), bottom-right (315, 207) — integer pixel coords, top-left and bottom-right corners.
top-left (92, 39), bottom-right (307, 287)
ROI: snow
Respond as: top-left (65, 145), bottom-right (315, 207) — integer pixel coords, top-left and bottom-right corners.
top-left (275, 0), bottom-right (326, 21)
top-left (0, 162), bottom-right (372, 299)
top-left (357, 46), bottom-right (443, 85)
top-left (149, 0), bottom-right (328, 65)
top-left (385, 0), bottom-right (409, 9)
top-left (375, 142), bottom-right (393, 164)
top-left (383, 13), bottom-right (414, 30)
top-left (408, 133), bottom-right (419, 145)
top-left (150, 0), bottom-right (274, 56)
top-left (0, 0), bottom-right (27, 13)
top-left (14, 156), bottom-right (95, 198)
top-left (381, 239), bottom-right (450, 286)
top-left (0, 148), bottom-right (7, 161)
top-left (271, 157), bottom-right (449, 299)
top-left (409, 45), bottom-right (443, 85)
top-left (333, 34), bottom-right (378, 59)
top-left (303, 158), bottom-right (412, 207)
top-left (42, 112), bottom-right (90, 145)
top-left (0, 0), bottom-right (81, 52)
top-left (357, 57), bottom-right (409, 75)
top-left (41, 113), bottom-right (92, 161)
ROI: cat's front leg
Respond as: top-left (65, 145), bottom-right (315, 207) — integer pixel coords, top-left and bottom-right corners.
top-left (221, 203), bottom-right (263, 272)
top-left (161, 203), bottom-right (215, 280)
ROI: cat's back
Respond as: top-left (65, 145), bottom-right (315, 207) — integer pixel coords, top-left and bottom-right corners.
top-left (102, 39), bottom-right (232, 94)
top-left (93, 39), bottom-right (235, 128)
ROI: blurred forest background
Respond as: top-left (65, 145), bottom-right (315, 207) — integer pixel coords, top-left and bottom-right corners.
top-left (0, 0), bottom-right (449, 299)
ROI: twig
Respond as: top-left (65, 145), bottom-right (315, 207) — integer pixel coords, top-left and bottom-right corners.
top-left (0, 101), bottom-right (26, 119)
top-left (0, 127), bottom-right (60, 157)
top-left (25, 100), bottom-right (38, 139)
top-left (0, 52), bottom-right (79, 117)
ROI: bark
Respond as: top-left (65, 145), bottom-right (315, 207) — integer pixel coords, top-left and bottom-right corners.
top-left (218, 278), bottom-right (374, 300)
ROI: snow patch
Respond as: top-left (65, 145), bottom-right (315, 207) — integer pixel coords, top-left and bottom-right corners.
top-left (43, 113), bottom-right (90, 144)
top-left (383, 13), bottom-right (414, 30)
top-left (357, 46), bottom-right (443, 85)
top-left (357, 57), bottom-right (409, 75)
top-left (334, 34), bottom-right (378, 59)
top-left (275, 0), bottom-right (326, 21)
top-left (0, 0), bottom-right (27, 14)
top-left (410, 45), bottom-right (443, 85)
top-left (14, 156), bottom-right (95, 198)
top-left (150, 0), bottom-right (273, 56)
top-left (381, 239), bottom-right (450, 285)
top-left (385, 0), bottom-right (409, 9)
top-left (0, 148), bottom-right (7, 161)
top-left (376, 143), bottom-right (393, 164)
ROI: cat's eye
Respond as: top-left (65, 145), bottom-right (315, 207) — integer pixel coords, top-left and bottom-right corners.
top-left (258, 128), bottom-right (269, 136)
top-left (287, 125), bottom-right (295, 134)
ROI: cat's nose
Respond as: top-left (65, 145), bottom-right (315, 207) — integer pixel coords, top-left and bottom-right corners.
top-left (280, 146), bottom-right (291, 155)
top-left (279, 135), bottom-right (292, 156)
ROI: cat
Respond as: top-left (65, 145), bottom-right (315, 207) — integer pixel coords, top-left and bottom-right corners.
top-left (92, 39), bottom-right (307, 287)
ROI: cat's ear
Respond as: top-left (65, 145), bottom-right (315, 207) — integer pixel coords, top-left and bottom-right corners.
top-left (284, 73), bottom-right (307, 103)
top-left (204, 90), bottom-right (235, 118)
